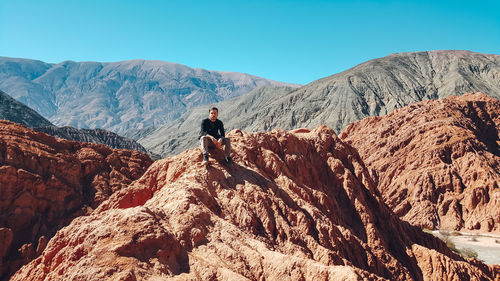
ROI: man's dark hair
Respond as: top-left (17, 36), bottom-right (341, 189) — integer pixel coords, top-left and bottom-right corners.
top-left (209, 107), bottom-right (218, 113)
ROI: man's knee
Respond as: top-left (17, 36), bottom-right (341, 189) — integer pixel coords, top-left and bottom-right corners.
top-left (200, 136), bottom-right (212, 149)
top-left (221, 137), bottom-right (230, 145)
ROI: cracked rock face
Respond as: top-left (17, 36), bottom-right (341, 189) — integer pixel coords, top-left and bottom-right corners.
top-left (0, 120), bottom-right (153, 280)
top-left (12, 126), bottom-right (499, 280)
top-left (341, 92), bottom-right (500, 232)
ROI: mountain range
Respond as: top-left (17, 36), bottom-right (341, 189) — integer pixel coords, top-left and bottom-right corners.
top-left (138, 50), bottom-right (500, 157)
top-left (0, 57), bottom-right (298, 135)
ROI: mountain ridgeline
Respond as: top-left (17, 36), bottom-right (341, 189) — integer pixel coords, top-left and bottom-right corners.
top-left (139, 50), bottom-right (500, 157)
top-left (0, 57), bottom-right (298, 135)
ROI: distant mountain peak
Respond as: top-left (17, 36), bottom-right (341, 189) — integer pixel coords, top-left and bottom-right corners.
top-left (0, 56), bottom-right (299, 135)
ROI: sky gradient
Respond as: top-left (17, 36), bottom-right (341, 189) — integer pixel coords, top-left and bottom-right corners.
top-left (1, 0), bottom-right (499, 84)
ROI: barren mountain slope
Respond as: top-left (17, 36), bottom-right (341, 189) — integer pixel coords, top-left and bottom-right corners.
top-left (34, 126), bottom-right (149, 153)
top-left (255, 50), bottom-right (500, 133)
top-left (0, 90), bottom-right (52, 128)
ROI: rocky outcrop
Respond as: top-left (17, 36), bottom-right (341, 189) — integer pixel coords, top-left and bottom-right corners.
top-left (12, 127), bottom-right (498, 280)
top-left (341, 93), bottom-right (500, 233)
top-left (0, 57), bottom-right (298, 135)
top-left (0, 120), bottom-right (153, 280)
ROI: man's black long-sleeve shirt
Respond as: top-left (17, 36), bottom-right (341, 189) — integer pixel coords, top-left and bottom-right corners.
top-left (199, 118), bottom-right (225, 139)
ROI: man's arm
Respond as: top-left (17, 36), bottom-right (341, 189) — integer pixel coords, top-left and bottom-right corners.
top-left (219, 120), bottom-right (225, 139)
top-left (199, 119), bottom-right (209, 139)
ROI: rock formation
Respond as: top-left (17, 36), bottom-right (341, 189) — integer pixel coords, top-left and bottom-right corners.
top-left (139, 50), bottom-right (500, 157)
top-left (12, 127), bottom-right (499, 280)
top-left (0, 56), bottom-right (298, 135)
top-left (0, 120), bottom-right (153, 280)
top-left (341, 93), bottom-right (500, 233)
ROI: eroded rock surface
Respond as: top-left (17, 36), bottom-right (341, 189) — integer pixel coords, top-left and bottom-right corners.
top-left (341, 93), bottom-right (500, 233)
top-left (12, 127), bottom-right (498, 280)
top-left (0, 120), bottom-right (153, 280)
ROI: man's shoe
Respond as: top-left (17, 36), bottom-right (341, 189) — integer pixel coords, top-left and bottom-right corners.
top-left (224, 156), bottom-right (233, 165)
top-left (202, 153), bottom-right (209, 165)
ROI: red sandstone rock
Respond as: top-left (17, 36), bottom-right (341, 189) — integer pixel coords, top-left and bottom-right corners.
top-left (341, 93), bottom-right (500, 233)
top-left (0, 120), bottom-right (153, 280)
top-left (12, 126), bottom-right (498, 280)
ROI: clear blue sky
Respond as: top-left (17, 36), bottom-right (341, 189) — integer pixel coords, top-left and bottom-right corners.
top-left (1, 0), bottom-right (499, 84)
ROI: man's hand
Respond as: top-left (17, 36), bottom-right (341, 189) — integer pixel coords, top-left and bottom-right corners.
top-left (206, 135), bottom-right (222, 148)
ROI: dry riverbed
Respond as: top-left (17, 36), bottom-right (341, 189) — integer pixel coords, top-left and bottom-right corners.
top-left (431, 230), bottom-right (500, 265)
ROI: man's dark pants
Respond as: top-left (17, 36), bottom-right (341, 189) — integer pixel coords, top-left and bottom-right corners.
top-left (200, 136), bottom-right (231, 157)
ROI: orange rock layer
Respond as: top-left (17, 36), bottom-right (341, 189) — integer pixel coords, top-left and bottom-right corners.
top-left (341, 93), bottom-right (500, 232)
top-left (12, 126), bottom-right (498, 280)
top-left (0, 120), bottom-right (153, 280)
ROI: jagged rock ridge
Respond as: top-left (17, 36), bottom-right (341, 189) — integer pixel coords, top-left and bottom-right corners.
top-left (0, 57), bottom-right (298, 135)
top-left (12, 127), bottom-right (499, 280)
top-left (139, 50), bottom-right (500, 158)
top-left (0, 121), bottom-right (153, 280)
top-left (341, 92), bottom-right (500, 232)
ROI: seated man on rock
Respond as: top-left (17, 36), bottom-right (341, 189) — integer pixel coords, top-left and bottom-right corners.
top-left (199, 107), bottom-right (232, 165)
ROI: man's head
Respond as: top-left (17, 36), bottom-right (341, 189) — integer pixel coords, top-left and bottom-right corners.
top-left (209, 107), bottom-right (218, 122)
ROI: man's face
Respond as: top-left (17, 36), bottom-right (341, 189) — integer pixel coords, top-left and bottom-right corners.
top-left (209, 109), bottom-right (218, 121)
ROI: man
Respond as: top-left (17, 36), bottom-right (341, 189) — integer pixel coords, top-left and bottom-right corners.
top-left (199, 107), bottom-right (232, 165)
